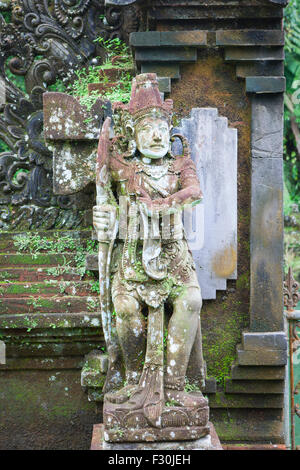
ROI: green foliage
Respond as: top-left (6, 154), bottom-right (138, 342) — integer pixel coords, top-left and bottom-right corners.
top-left (94, 37), bottom-right (133, 67)
top-left (284, 0), bottom-right (300, 204)
top-left (184, 377), bottom-right (202, 393)
top-left (64, 38), bottom-right (133, 110)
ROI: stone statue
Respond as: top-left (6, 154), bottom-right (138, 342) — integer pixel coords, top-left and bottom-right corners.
top-left (93, 73), bottom-right (209, 443)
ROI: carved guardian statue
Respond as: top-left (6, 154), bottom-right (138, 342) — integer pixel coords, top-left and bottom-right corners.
top-left (93, 73), bottom-right (209, 443)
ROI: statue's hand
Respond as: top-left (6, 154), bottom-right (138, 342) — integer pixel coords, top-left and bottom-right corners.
top-left (138, 195), bottom-right (173, 217)
top-left (93, 205), bottom-right (116, 241)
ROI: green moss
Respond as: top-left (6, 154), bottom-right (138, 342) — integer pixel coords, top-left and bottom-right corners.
top-left (202, 301), bottom-right (249, 386)
top-left (236, 271), bottom-right (250, 290)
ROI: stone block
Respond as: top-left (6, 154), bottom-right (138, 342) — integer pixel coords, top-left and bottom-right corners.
top-left (250, 158), bottom-right (284, 332)
top-left (203, 377), bottom-right (217, 394)
top-left (242, 332), bottom-right (287, 350)
top-left (236, 62), bottom-right (284, 78)
top-left (251, 94), bottom-right (284, 157)
top-left (43, 92), bottom-right (104, 140)
top-left (237, 345), bottom-right (287, 366)
top-left (208, 390), bottom-right (284, 408)
top-left (231, 364), bottom-right (286, 380)
top-left (175, 107), bottom-right (237, 299)
top-left (91, 423), bottom-right (222, 450)
top-left (211, 408), bottom-right (284, 443)
top-left (246, 76), bottom-right (286, 93)
top-left (216, 30), bottom-right (284, 46)
top-left (135, 47), bottom-right (197, 63)
top-left (85, 253), bottom-right (98, 271)
top-left (225, 46), bottom-right (284, 62)
top-left (130, 31), bottom-right (207, 47)
top-left (158, 77), bottom-right (171, 93)
top-left (225, 379), bottom-right (284, 394)
top-left (141, 62), bottom-right (180, 79)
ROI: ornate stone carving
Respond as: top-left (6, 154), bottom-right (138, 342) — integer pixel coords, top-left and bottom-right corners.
top-left (0, 0), bottom-right (140, 230)
top-left (93, 73), bottom-right (209, 443)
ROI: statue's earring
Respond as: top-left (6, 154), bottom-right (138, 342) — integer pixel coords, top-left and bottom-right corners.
top-left (125, 139), bottom-right (136, 158)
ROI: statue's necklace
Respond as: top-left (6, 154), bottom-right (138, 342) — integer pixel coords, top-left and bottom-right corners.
top-left (135, 159), bottom-right (171, 180)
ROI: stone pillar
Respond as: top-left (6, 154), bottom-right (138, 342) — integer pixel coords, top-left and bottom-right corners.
top-left (250, 93), bottom-right (284, 332)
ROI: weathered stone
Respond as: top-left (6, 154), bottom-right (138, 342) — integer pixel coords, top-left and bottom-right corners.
top-left (52, 140), bottom-right (97, 195)
top-left (246, 76), bottom-right (286, 93)
top-left (225, 379), bottom-right (284, 394)
top-left (43, 93), bottom-right (104, 141)
top-left (91, 422), bottom-right (222, 450)
top-left (0, 296), bottom-right (100, 315)
top-left (208, 391), bottom-right (284, 408)
top-left (149, 5), bottom-right (284, 21)
top-left (158, 77), bottom-right (171, 93)
top-left (211, 408), bottom-right (284, 443)
top-left (237, 345), bottom-right (287, 366)
top-left (242, 332), bottom-right (287, 351)
top-left (250, 94), bottom-right (284, 332)
top-left (236, 62), bottom-right (284, 78)
top-left (0, 369), bottom-right (96, 450)
top-left (216, 30), bottom-right (285, 46)
top-left (130, 31), bottom-right (207, 47)
top-left (141, 62), bottom-right (180, 78)
top-left (251, 94), bottom-right (284, 157)
top-left (250, 157), bottom-right (284, 332)
top-left (0, 312), bottom-right (101, 330)
top-left (0, 356), bottom-right (83, 371)
top-left (5, 340), bottom-right (103, 358)
top-left (135, 47), bottom-right (197, 63)
top-left (0, 280), bottom-right (94, 297)
top-left (231, 364), bottom-right (286, 380)
top-left (224, 46), bottom-right (285, 62)
top-left (175, 108), bottom-right (237, 299)
top-left (0, 253), bottom-right (76, 267)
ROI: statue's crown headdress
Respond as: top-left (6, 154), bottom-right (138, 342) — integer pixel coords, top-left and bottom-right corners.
top-left (113, 73), bottom-right (173, 124)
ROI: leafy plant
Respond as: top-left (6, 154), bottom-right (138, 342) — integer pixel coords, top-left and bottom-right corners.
top-left (284, 0), bottom-right (300, 204)
top-left (65, 38), bottom-right (133, 110)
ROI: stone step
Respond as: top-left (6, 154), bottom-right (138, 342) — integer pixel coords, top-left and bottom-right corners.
top-left (225, 379), bottom-right (284, 394)
top-left (0, 356), bottom-right (84, 371)
top-left (0, 295), bottom-right (100, 315)
top-left (207, 391), bottom-right (284, 409)
top-left (0, 253), bottom-right (78, 267)
top-left (0, 280), bottom-right (99, 298)
top-left (216, 30), bottom-right (285, 47)
top-left (4, 339), bottom-right (103, 357)
top-left (0, 312), bottom-right (102, 330)
top-left (141, 62), bottom-right (180, 79)
top-left (236, 344), bottom-right (287, 366)
top-left (0, 229), bottom-right (93, 252)
top-left (130, 31), bottom-right (207, 48)
top-left (236, 62), bottom-right (284, 78)
top-left (224, 46), bottom-right (284, 62)
top-left (0, 267), bottom-right (93, 283)
top-left (231, 364), bottom-right (286, 380)
top-left (136, 47), bottom-right (197, 63)
top-left (245, 76), bottom-right (286, 93)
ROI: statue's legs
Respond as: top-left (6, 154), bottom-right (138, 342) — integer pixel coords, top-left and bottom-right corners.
top-left (165, 286), bottom-right (207, 407)
top-left (105, 294), bottom-right (146, 403)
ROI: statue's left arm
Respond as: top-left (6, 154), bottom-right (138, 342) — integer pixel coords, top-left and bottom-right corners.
top-left (167, 155), bottom-right (203, 208)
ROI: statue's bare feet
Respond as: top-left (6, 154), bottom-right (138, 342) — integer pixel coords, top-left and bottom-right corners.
top-left (105, 384), bottom-right (139, 404)
top-left (165, 388), bottom-right (208, 408)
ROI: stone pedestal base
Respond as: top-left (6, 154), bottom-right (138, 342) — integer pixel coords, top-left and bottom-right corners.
top-left (91, 422), bottom-right (223, 450)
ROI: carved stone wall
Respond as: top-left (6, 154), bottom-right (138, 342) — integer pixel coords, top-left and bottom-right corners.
top-left (0, 0), bottom-right (141, 231)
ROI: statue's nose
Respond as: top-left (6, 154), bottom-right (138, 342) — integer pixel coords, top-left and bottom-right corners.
top-left (153, 129), bottom-right (162, 140)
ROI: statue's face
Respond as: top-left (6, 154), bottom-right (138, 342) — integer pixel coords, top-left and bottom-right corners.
top-left (135, 116), bottom-right (170, 159)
